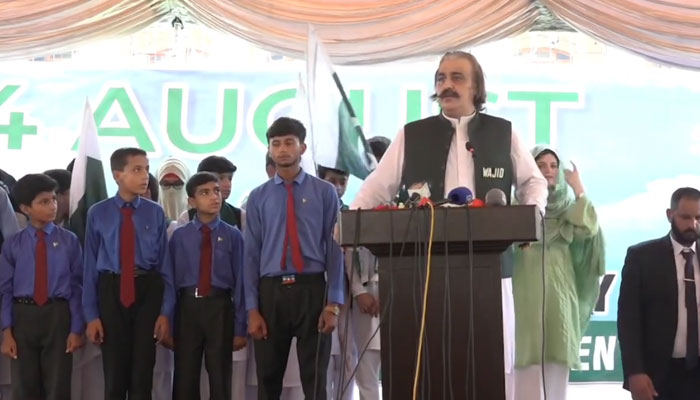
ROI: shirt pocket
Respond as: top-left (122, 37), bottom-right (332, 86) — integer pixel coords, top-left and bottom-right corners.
top-left (213, 235), bottom-right (234, 279)
top-left (213, 234), bottom-right (233, 257)
top-left (46, 241), bottom-right (72, 292)
top-left (136, 219), bottom-right (161, 265)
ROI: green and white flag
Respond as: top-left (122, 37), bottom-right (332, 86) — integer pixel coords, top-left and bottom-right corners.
top-left (291, 72), bottom-right (318, 176)
top-left (306, 26), bottom-right (376, 179)
top-left (69, 100), bottom-right (107, 244)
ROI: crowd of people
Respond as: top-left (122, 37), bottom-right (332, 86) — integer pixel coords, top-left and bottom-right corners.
top-left (0, 50), bottom-right (697, 400)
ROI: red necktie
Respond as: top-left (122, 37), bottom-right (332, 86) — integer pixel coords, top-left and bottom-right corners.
top-left (197, 225), bottom-right (212, 296)
top-left (120, 205), bottom-right (136, 308)
top-left (34, 230), bottom-right (48, 306)
top-left (281, 183), bottom-right (304, 273)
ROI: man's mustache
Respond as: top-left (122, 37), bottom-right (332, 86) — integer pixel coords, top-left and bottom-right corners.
top-left (429, 89), bottom-right (460, 101)
top-left (438, 89), bottom-right (460, 99)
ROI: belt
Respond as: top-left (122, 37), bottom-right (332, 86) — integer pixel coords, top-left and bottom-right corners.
top-left (100, 267), bottom-right (156, 277)
top-left (14, 297), bottom-right (66, 305)
top-left (179, 287), bottom-right (231, 298)
top-left (261, 273), bottom-right (325, 286)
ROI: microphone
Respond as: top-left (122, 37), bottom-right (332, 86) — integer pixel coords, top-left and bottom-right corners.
top-left (447, 186), bottom-right (474, 205)
top-left (433, 186), bottom-right (474, 206)
top-left (470, 198), bottom-right (485, 208)
top-left (407, 182), bottom-right (431, 200)
top-left (465, 142), bottom-right (476, 158)
top-left (406, 192), bottom-right (422, 208)
top-left (485, 188), bottom-right (507, 206)
top-left (406, 182), bottom-right (431, 208)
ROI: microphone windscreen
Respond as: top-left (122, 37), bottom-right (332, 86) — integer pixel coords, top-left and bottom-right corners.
top-left (469, 198), bottom-right (485, 208)
top-left (485, 188), bottom-right (507, 206)
top-left (447, 187), bottom-right (474, 205)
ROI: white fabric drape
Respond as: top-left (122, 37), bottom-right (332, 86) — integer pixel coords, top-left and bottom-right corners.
top-left (0, 0), bottom-right (169, 61)
top-left (180, 0), bottom-right (538, 64)
top-left (541, 0), bottom-right (700, 69)
top-left (3, 0), bottom-right (700, 68)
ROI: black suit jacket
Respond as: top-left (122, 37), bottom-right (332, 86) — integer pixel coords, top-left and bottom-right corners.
top-left (618, 235), bottom-right (682, 391)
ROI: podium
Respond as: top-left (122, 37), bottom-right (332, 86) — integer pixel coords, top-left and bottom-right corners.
top-left (340, 206), bottom-right (541, 400)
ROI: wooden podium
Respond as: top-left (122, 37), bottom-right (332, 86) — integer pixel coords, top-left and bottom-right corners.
top-left (340, 206), bottom-right (541, 400)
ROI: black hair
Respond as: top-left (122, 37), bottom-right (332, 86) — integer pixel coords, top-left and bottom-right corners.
top-left (147, 173), bottom-right (159, 202)
top-left (367, 136), bottom-right (391, 162)
top-left (186, 172), bottom-right (220, 198)
top-left (317, 165), bottom-right (349, 180)
top-left (430, 51), bottom-right (487, 112)
top-left (197, 156), bottom-right (237, 174)
top-left (12, 174), bottom-right (57, 207)
top-left (266, 117), bottom-right (306, 143)
top-left (110, 148), bottom-right (147, 172)
top-left (43, 169), bottom-right (71, 194)
top-left (670, 187), bottom-right (700, 210)
top-left (265, 153), bottom-right (274, 167)
top-left (0, 169), bottom-right (16, 189)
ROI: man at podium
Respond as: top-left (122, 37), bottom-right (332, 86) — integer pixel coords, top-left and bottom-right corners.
top-left (351, 51), bottom-right (547, 400)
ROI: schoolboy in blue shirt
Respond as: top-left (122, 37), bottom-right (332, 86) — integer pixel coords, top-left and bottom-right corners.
top-left (83, 147), bottom-right (173, 400)
top-left (0, 173), bottom-right (84, 400)
top-left (245, 117), bottom-right (344, 400)
top-left (164, 172), bottom-right (247, 400)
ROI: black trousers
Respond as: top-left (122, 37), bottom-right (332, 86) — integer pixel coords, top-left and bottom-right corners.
top-left (657, 358), bottom-right (700, 400)
top-left (255, 273), bottom-right (331, 400)
top-left (98, 272), bottom-right (163, 400)
top-left (173, 292), bottom-right (234, 400)
top-left (11, 300), bottom-right (72, 400)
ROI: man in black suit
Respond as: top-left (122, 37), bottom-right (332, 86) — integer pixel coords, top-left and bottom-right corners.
top-left (618, 187), bottom-right (700, 400)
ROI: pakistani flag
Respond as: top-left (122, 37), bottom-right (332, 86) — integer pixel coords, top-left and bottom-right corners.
top-left (69, 100), bottom-right (107, 245)
top-left (306, 26), bottom-right (377, 179)
top-left (291, 73), bottom-right (319, 177)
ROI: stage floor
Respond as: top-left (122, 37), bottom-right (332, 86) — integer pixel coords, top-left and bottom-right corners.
top-left (569, 383), bottom-right (628, 399)
top-left (362, 383), bottom-right (629, 399)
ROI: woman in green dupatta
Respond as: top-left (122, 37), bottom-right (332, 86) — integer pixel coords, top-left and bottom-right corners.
top-left (513, 146), bottom-right (605, 400)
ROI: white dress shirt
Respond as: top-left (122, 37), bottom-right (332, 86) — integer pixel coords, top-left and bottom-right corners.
top-left (670, 235), bottom-right (700, 358)
top-left (350, 113), bottom-right (547, 212)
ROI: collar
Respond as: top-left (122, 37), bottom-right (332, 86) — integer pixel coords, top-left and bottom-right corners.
top-left (114, 193), bottom-right (142, 209)
top-left (274, 169), bottom-right (307, 186)
top-left (193, 215), bottom-right (221, 231)
top-left (442, 111), bottom-right (476, 129)
top-left (669, 233), bottom-right (697, 255)
top-left (27, 222), bottom-right (56, 237)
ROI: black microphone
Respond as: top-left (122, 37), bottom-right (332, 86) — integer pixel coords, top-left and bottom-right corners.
top-left (406, 192), bottom-right (421, 208)
top-left (466, 142), bottom-right (476, 158)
